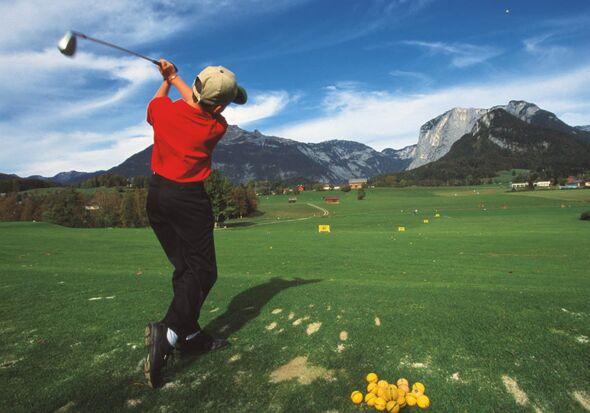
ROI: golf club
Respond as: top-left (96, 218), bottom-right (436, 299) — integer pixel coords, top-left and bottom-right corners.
top-left (58, 30), bottom-right (161, 66)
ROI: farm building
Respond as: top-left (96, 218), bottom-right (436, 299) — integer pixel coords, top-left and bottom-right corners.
top-left (323, 196), bottom-right (340, 204)
top-left (511, 182), bottom-right (528, 190)
top-left (296, 185), bottom-right (305, 192)
top-left (533, 181), bottom-right (552, 188)
top-left (349, 178), bottom-right (367, 189)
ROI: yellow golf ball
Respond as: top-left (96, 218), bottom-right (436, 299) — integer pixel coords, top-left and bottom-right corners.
top-left (397, 395), bottom-right (407, 408)
top-left (377, 387), bottom-right (391, 401)
top-left (377, 379), bottom-right (389, 389)
top-left (366, 373), bottom-right (378, 383)
top-left (365, 392), bottom-right (376, 405)
top-left (406, 394), bottom-right (417, 406)
top-left (386, 400), bottom-right (400, 413)
top-left (389, 384), bottom-right (399, 401)
top-left (412, 382), bottom-right (426, 394)
top-left (396, 378), bottom-right (409, 387)
top-left (351, 391), bottom-right (363, 404)
top-left (367, 382), bottom-right (378, 394)
top-left (417, 395), bottom-right (430, 409)
top-left (374, 397), bottom-right (387, 411)
top-left (397, 387), bottom-right (406, 398)
top-left (398, 384), bottom-right (409, 394)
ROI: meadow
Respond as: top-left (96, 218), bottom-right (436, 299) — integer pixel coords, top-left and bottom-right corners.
top-left (1, 186), bottom-right (589, 412)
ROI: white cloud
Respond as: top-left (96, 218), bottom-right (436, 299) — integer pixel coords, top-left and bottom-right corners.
top-left (402, 40), bottom-right (503, 68)
top-left (223, 91), bottom-right (292, 127)
top-left (2, 123), bottom-right (153, 177)
top-left (267, 65), bottom-right (590, 150)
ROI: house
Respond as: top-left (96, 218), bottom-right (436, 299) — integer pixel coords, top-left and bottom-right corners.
top-left (322, 184), bottom-right (332, 191)
top-left (349, 178), bottom-right (367, 189)
top-left (585, 181), bottom-right (590, 188)
top-left (533, 181), bottom-right (551, 188)
top-left (511, 182), bottom-right (528, 190)
top-left (323, 196), bottom-right (340, 204)
top-left (296, 185), bottom-right (305, 192)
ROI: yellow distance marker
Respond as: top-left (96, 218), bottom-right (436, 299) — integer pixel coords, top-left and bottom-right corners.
top-left (318, 224), bottom-right (331, 233)
top-left (435, 213), bottom-right (441, 218)
top-left (423, 219), bottom-right (429, 224)
top-left (398, 226), bottom-right (406, 232)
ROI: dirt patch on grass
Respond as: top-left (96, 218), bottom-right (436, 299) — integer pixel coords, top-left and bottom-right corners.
top-left (502, 375), bottom-right (529, 406)
top-left (336, 344), bottom-right (346, 353)
top-left (574, 391), bottom-right (590, 411)
top-left (374, 317), bottom-right (381, 327)
top-left (576, 335), bottom-right (589, 344)
top-left (126, 399), bottom-right (142, 408)
top-left (293, 316), bottom-right (310, 326)
top-left (288, 312), bottom-right (295, 320)
top-left (228, 354), bottom-right (241, 363)
top-left (339, 331), bottom-right (348, 341)
top-left (266, 322), bottom-right (277, 331)
top-left (272, 308), bottom-right (283, 315)
top-left (306, 322), bottom-right (322, 335)
top-left (55, 401), bottom-right (76, 412)
top-left (269, 356), bottom-right (334, 385)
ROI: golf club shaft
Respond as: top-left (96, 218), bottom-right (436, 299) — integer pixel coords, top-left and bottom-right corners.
top-left (72, 31), bottom-right (160, 66)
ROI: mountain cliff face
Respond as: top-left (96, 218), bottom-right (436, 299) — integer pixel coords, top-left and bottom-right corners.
top-left (408, 108), bottom-right (488, 169)
top-left (406, 100), bottom-right (587, 170)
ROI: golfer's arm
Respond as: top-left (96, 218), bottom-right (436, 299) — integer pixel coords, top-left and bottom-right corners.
top-left (169, 76), bottom-right (193, 102)
top-left (154, 81), bottom-right (171, 98)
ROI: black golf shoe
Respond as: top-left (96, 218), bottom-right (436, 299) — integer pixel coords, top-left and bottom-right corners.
top-left (144, 322), bottom-right (173, 388)
top-left (175, 330), bottom-right (229, 354)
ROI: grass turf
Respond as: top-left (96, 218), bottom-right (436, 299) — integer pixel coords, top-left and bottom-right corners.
top-left (1, 186), bottom-right (589, 412)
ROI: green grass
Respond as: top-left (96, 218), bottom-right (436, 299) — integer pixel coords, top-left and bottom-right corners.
top-left (1, 187), bottom-right (589, 412)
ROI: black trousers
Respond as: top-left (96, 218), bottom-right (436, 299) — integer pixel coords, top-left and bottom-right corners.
top-left (146, 174), bottom-right (217, 338)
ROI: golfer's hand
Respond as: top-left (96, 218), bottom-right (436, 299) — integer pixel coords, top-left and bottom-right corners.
top-left (159, 59), bottom-right (177, 81)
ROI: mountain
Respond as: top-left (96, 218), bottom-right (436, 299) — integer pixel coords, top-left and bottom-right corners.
top-left (106, 126), bottom-right (410, 184)
top-left (0, 173), bottom-right (56, 192)
top-left (408, 108), bottom-right (488, 170)
top-left (407, 100), bottom-right (590, 170)
top-left (376, 108), bottom-right (590, 185)
top-left (576, 125), bottom-right (590, 133)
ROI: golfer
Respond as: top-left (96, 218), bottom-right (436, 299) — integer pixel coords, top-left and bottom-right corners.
top-left (144, 59), bottom-right (247, 388)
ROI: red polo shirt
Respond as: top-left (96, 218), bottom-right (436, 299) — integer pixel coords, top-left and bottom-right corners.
top-left (147, 96), bottom-right (227, 182)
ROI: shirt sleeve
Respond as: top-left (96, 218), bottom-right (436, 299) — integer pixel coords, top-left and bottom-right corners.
top-left (147, 96), bottom-right (172, 126)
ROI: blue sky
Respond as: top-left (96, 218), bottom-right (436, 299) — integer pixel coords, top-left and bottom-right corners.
top-left (1, 0), bottom-right (590, 176)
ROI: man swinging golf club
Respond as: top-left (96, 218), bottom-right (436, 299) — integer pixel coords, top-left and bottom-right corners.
top-left (144, 59), bottom-right (247, 388)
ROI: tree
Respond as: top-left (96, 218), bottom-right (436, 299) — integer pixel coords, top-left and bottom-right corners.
top-left (205, 171), bottom-right (236, 224)
top-left (357, 188), bottom-right (366, 200)
top-left (43, 188), bottom-right (86, 227)
top-left (341, 184), bottom-right (351, 192)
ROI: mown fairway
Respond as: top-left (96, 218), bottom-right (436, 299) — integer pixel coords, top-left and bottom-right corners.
top-left (1, 187), bottom-right (589, 412)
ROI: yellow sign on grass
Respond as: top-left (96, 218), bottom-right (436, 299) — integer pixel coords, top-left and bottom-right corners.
top-left (398, 226), bottom-right (406, 232)
top-left (423, 219), bottom-right (430, 224)
top-left (318, 225), bottom-right (331, 233)
top-left (435, 213), bottom-right (441, 218)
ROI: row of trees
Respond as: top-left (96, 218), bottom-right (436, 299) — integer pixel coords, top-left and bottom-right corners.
top-left (0, 171), bottom-right (257, 228)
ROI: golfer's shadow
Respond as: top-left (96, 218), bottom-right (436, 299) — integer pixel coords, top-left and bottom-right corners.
top-left (171, 277), bottom-right (320, 369)
top-left (202, 276), bottom-right (321, 338)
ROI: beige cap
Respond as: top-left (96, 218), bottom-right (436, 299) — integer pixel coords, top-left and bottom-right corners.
top-left (192, 66), bottom-right (247, 107)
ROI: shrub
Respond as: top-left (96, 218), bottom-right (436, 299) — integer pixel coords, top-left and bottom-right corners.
top-left (581, 211), bottom-right (590, 221)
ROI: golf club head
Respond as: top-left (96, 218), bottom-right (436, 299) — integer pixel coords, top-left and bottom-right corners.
top-left (58, 31), bottom-right (76, 57)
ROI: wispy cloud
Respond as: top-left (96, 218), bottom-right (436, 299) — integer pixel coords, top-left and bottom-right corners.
top-left (224, 91), bottom-right (294, 127)
top-left (389, 70), bottom-right (432, 86)
top-left (268, 65), bottom-right (590, 150)
top-left (402, 40), bottom-right (503, 68)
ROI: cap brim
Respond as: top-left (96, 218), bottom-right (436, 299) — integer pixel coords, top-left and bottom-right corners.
top-left (233, 86), bottom-right (247, 105)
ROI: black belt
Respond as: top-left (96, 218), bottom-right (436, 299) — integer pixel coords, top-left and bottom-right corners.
top-left (151, 173), bottom-right (205, 190)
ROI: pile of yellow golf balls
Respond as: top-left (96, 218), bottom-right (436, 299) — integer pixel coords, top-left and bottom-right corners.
top-left (350, 373), bottom-right (430, 411)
